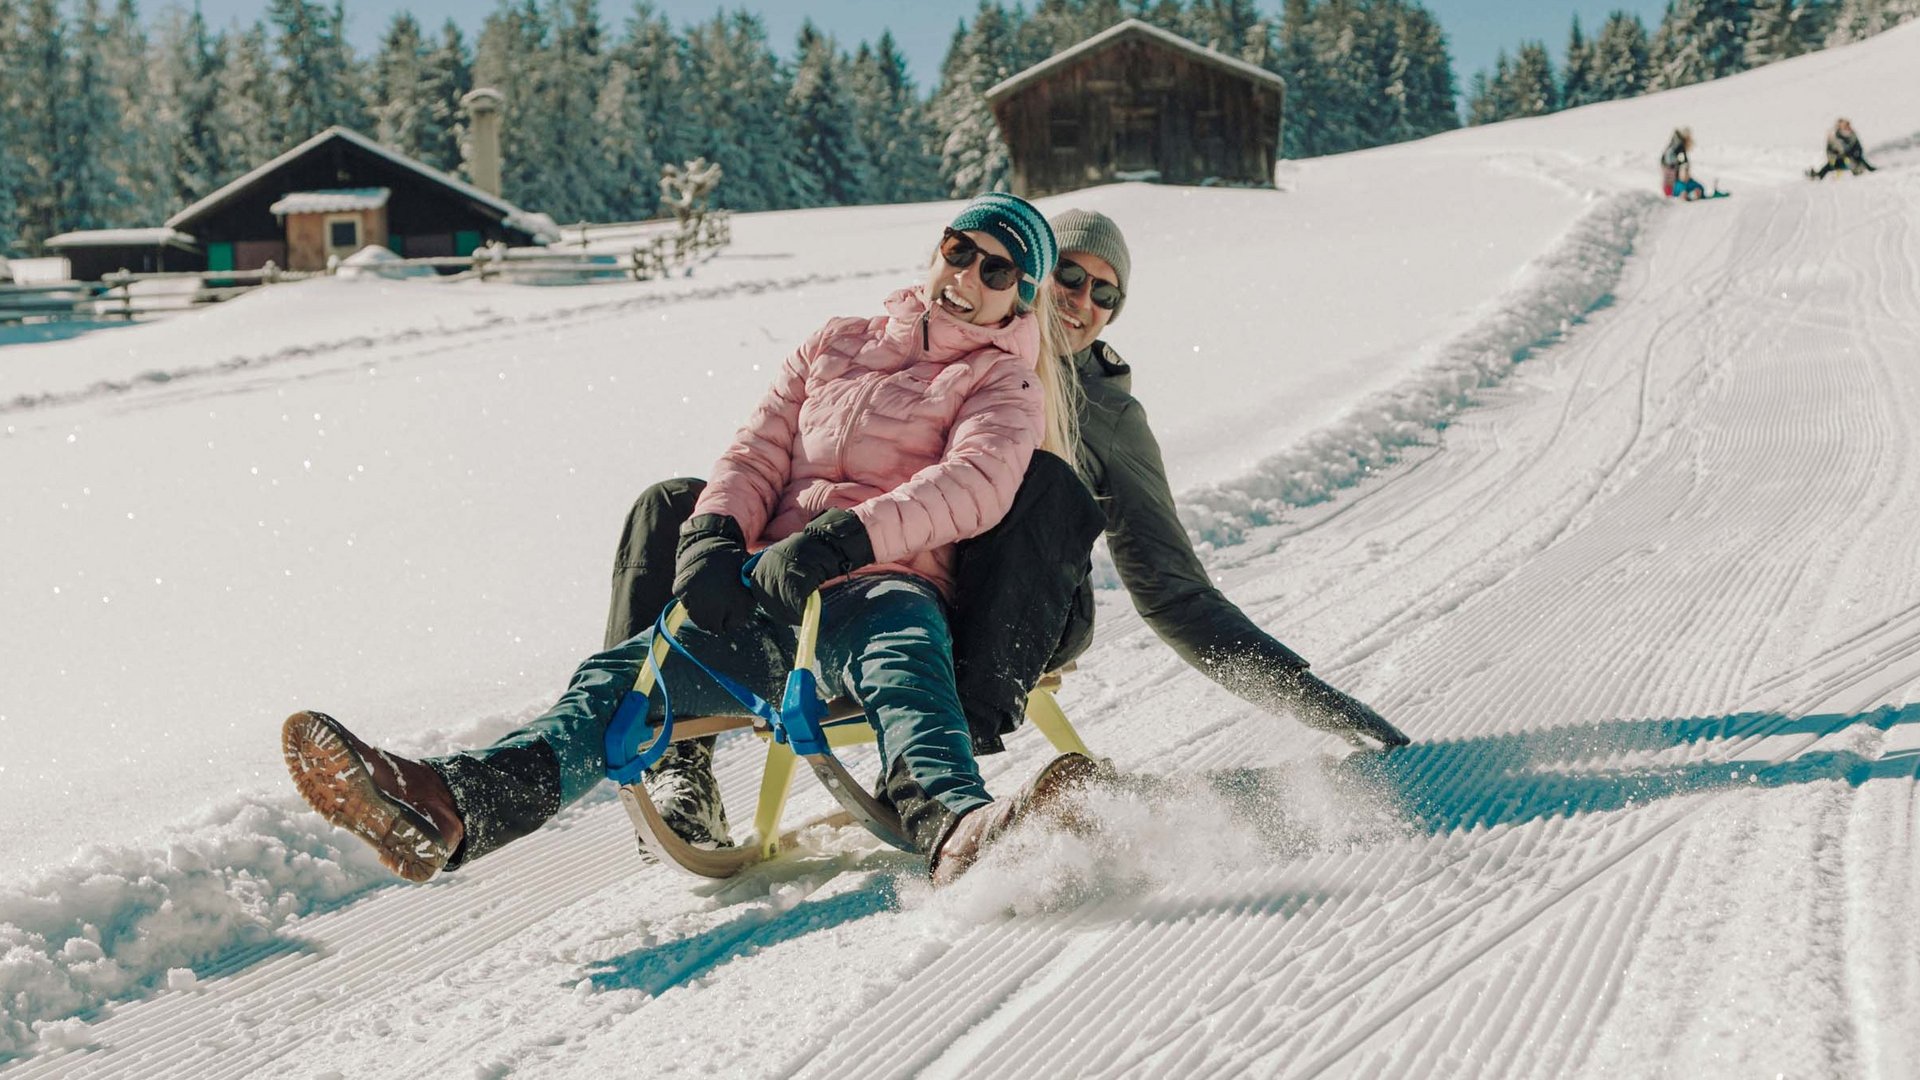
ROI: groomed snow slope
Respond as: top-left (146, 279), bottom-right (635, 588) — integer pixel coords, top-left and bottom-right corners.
top-left (4, 21), bottom-right (1920, 1077)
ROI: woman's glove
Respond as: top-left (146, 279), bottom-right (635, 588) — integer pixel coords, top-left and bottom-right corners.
top-left (747, 508), bottom-right (875, 624)
top-left (672, 514), bottom-right (754, 633)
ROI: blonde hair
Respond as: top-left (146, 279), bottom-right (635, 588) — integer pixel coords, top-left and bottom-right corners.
top-left (1021, 283), bottom-right (1083, 472)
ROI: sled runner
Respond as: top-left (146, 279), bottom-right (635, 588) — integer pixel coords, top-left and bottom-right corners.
top-left (603, 592), bottom-right (1095, 878)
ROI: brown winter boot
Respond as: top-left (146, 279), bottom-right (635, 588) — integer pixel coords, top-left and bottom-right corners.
top-left (282, 710), bottom-right (466, 883)
top-left (929, 752), bottom-right (1100, 887)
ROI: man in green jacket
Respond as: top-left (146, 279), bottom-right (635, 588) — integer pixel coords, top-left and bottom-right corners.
top-left (605, 210), bottom-right (1407, 848)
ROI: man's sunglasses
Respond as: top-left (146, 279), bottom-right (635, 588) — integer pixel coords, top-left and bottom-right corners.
top-left (1053, 259), bottom-right (1123, 311)
top-left (939, 228), bottom-right (1030, 292)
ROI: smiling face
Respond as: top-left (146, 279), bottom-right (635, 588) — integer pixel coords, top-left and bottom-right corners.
top-left (1051, 251), bottom-right (1119, 355)
top-left (927, 229), bottom-right (1021, 327)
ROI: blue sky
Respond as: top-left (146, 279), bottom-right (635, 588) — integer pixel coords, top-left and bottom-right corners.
top-left (176, 1), bottom-right (1674, 90)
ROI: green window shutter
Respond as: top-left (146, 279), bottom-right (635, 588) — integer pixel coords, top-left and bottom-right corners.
top-left (454, 230), bottom-right (482, 256)
top-left (207, 241), bottom-right (234, 272)
top-left (388, 235), bottom-right (406, 255)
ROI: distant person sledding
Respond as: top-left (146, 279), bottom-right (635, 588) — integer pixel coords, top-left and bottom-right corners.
top-left (1806, 118), bottom-right (1876, 179)
top-left (1660, 128), bottom-right (1728, 201)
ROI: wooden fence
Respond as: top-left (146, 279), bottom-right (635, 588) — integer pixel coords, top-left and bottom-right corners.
top-left (0, 211), bottom-right (731, 324)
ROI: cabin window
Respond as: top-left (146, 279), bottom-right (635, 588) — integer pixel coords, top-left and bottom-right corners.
top-left (328, 219), bottom-right (360, 250)
top-left (1050, 114), bottom-right (1080, 156)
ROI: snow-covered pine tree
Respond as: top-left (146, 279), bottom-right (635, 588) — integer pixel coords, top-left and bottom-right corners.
top-left (1562, 15), bottom-right (1597, 108)
top-left (681, 11), bottom-right (810, 211)
top-left (1307, 0), bottom-right (1375, 154)
top-left (418, 21), bottom-right (471, 176)
top-left (849, 32), bottom-right (943, 204)
top-left (538, 0), bottom-right (615, 224)
top-left (59, 0), bottom-right (123, 234)
top-left (596, 2), bottom-right (695, 220)
top-left (269, 0), bottom-right (363, 144)
top-left (153, 3), bottom-right (225, 208)
top-left (1506, 39), bottom-right (1559, 117)
top-left (1652, 0), bottom-right (1753, 89)
top-left (790, 22), bottom-right (874, 207)
top-left (1824, 0), bottom-right (1918, 43)
top-left (15, 0), bottom-right (66, 249)
top-left (1184, 0), bottom-right (1270, 63)
top-left (101, 0), bottom-right (172, 225)
top-left (371, 13), bottom-right (437, 163)
top-left (0, 0), bottom-right (24, 253)
top-left (1275, 0), bottom-right (1323, 157)
top-left (1385, 2), bottom-right (1457, 142)
top-left (931, 1), bottom-right (1017, 196)
top-left (1590, 10), bottom-right (1651, 100)
top-left (215, 22), bottom-right (281, 180)
top-left (1744, 0), bottom-right (1795, 64)
top-left (590, 56), bottom-right (646, 218)
top-left (1484, 49), bottom-right (1517, 121)
top-left (1789, 0), bottom-right (1835, 48)
top-left (1465, 68), bottom-right (1498, 126)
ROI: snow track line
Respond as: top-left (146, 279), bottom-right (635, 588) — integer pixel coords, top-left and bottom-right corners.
top-left (0, 266), bottom-right (905, 417)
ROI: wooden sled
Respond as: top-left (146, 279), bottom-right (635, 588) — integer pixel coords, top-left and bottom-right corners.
top-left (609, 598), bottom-right (1095, 879)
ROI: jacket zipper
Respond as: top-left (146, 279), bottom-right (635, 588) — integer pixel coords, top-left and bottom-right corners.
top-left (837, 311), bottom-right (927, 478)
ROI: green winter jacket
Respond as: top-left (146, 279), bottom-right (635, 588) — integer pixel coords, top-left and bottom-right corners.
top-left (1071, 342), bottom-right (1310, 700)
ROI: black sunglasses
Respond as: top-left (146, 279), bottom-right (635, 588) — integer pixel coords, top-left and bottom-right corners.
top-left (1053, 259), bottom-right (1123, 311)
top-left (939, 228), bottom-right (1029, 292)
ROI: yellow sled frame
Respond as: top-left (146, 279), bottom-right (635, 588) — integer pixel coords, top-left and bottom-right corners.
top-left (614, 595), bottom-right (1093, 878)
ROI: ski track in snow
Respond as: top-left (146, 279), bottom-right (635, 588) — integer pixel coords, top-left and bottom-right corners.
top-left (6, 168), bottom-right (1920, 1077)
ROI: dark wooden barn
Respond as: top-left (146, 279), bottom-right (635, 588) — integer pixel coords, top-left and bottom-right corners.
top-left (986, 19), bottom-right (1286, 198)
top-left (165, 126), bottom-right (554, 274)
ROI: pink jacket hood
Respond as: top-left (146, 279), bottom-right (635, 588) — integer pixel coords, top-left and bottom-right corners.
top-left (692, 285), bottom-right (1046, 600)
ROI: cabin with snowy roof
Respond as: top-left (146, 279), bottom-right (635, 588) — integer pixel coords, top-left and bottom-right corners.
top-left (159, 126), bottom-right (554, 276)
top-left (986, 19), bottom-right (1286, 198)
top-left (44, 127), bottom-right (555, 281)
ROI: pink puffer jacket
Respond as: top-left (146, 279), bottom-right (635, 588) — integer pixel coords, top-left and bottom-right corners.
top-left (692, 285), bottom-right (1045, 600)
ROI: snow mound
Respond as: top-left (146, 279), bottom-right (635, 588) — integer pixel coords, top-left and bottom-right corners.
top-left (336, 244), bottom-right (437, 280)
top-left (0, 796), bottom-right (391, 1057)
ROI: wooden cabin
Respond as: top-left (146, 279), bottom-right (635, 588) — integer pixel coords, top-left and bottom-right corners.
top-left (986, 19), bottom-right (1286, 198)
top-left (165, 126), bottom-right (555, 274)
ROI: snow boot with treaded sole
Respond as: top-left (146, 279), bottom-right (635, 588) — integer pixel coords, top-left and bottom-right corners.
top-left (282, 710), bottom-right (463, 883)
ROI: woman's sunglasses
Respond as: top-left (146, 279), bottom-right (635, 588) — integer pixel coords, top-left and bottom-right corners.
top-left (1053, 259), bottom-right (1123, 311)
top-left (939, 228), bottom-right (1030, 292)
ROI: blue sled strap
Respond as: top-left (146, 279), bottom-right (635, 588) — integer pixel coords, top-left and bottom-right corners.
top-left (603, 600), bottom-right (691, 784)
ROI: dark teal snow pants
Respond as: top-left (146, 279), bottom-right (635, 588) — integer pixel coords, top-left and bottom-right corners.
top-left (433, 574), bottom-right (989, 866)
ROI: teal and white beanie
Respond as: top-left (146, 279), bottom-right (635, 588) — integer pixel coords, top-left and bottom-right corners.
top-left (948, 192), bottom-right (1057, 305)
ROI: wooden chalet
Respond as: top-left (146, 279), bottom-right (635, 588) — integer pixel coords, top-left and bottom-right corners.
top-left (164, 126), bottom-right (555, 275)
top-left (986, 19), bottom-right (1286, 198)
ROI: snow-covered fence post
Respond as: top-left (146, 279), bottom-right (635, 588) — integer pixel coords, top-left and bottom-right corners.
top-left (105, 269), bottom-right (133, 319)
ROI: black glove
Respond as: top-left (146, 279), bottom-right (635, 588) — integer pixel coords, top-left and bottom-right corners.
top-left (671, 514), bottom-right (754, 633)
top-left (747, 507), bottom-right (875, 624)
top-left (1281, 670), bottom-right (1411, 749)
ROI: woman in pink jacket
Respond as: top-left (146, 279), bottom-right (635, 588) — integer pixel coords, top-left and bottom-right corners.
top-left (282, 194), bottom-right (1096, 886)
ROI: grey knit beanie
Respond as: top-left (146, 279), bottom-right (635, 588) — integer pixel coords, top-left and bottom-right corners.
top-left (1049, 208), bottom-right (1131, 321)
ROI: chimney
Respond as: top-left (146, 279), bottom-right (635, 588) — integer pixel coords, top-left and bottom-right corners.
top-left (462, 88), bottom-right (505, 197)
